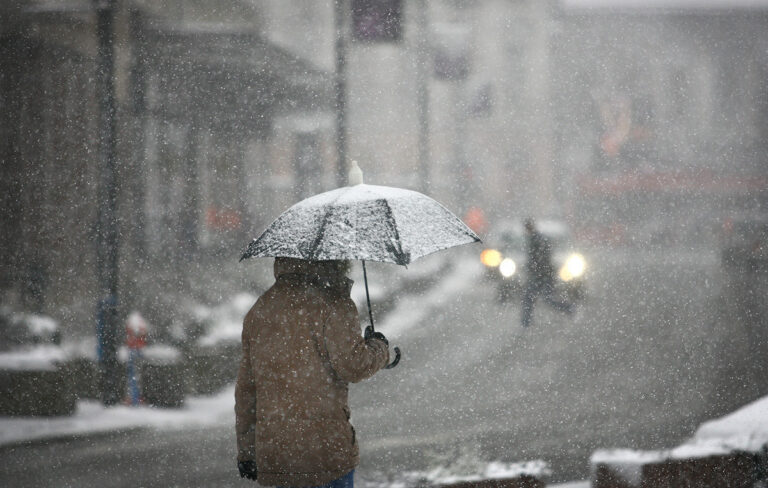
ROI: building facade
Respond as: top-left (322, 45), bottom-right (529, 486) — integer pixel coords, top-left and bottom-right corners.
top-left (2, 0), bottom-right (767, 336)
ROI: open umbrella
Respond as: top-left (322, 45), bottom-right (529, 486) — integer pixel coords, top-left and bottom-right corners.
top-left (240, 162), bottom-right (481, 368)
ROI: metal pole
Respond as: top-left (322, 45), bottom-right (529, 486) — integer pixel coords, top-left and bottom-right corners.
top-left (180, 121), bottom-right (200, 255)
top-left (362, 260), bottom-right (375, 331)
top-left (94, 0), bottom-right (121, 406)
top-left (416, 0), bottom-right (431, 195)
top-left (334, 0), bottom-right (348, 188)
top-left (453, 80), bottom-right (469, 206)
top-left (528, 0), bottom-right (554, 215)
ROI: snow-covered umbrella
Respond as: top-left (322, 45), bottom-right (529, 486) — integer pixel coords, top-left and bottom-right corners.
top-left (240, 162), bottom-right (481, 368)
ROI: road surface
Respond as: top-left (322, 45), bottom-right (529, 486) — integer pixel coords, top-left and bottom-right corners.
top-left (1, 246), bottom-right (766, 486)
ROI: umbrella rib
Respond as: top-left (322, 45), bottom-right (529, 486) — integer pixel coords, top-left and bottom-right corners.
top-left (307, 188), bottom-right (348, 260)
top-left (239, 212), bottom-right (290, 261)
top-left (308, 207), bottom-right (332, 260)
top-left (380, 198), bottom-right (409, 265)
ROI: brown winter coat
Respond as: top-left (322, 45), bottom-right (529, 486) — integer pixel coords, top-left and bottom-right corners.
top-left (235, 258), bottom-right (390, 487)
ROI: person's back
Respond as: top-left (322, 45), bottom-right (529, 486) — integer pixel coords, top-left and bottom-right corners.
top-left (520, 218), bottom-right (573, 327)
top-left (525, 223), bottom-right (554, 285)
top-left (235, 258), bottom-right (389, 487)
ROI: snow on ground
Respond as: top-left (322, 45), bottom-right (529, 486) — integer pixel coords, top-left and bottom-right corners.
top-left (3, 390), bottom-right (761, 486)
top-left (0, 345), bottom-right (68, 371)
top-left (590, 394), bottom-right (768, 485)
top-left (23, 314), bottom-right (58, 336)
top-left (351, 278), bottom-right (387, 310)
top-left (592, 394), bottom-right (768, 463)
top-left (378, 253), bottom-right (481, 338)
top-left (2, 251), bottom-right (765, 488)
top-left (0, 254), bottom-right (478, 449)
top-left (414, 460), bottom-right (551, 484)
top-left (195, 292), bottom-right (256, 347)
top-left (692, 393), bottom-right (768, 451)
top-left (116, 343), bottom-right (182, 365)
top-left (0, 386), bottom-right (236, 448)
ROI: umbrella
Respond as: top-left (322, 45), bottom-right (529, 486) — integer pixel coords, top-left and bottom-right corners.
top-left (240, 162), bottom-right (481, 368)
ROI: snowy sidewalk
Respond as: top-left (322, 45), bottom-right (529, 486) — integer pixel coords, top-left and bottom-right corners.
top-left (0, 386), bottom-right (236, 448)
top-left (0, 385), bottom-right (586, 487)
top-left (2, 247), bottom-right (766, 487)
top-left (0, 253), bottom-right (467, 450)
top-left (3, 377), bottom-right (766, 487)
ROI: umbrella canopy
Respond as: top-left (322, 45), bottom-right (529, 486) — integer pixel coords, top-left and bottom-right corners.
top-left (240, 184), bottom-right (480, 265)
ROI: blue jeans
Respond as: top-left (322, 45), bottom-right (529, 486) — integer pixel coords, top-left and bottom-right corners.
top-left (278, 470), bottom-right (354, 488)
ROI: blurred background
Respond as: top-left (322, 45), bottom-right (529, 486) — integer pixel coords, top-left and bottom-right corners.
top-left (2, 0), bottom-right (767, 333)
top-left (2, 0), bottom-right (767, 335)
top-left (1, 0), bottom-right (768, 485)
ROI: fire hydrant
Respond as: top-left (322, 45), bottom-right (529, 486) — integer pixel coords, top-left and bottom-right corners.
top-left (125, 312), bottom-right (148, 406)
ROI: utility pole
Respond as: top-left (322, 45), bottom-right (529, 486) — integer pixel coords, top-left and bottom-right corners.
top-left (94, 0), bottom-right (121, 406)
top-left (416, 0), bottom-right (431, 194)
top-left (334, 0), bottom-right (348, 188)
top-left (180, 119), bottom-right (200, 255)
top-left (527, 0), bottom-right (555, 216)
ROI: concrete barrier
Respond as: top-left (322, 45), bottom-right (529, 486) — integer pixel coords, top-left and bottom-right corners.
top-left (592, 449), bottom-right (762, 488)
top-left (66, 357), bottom-right (101, 400)
top-left (0, 367), bottom-right (76, 416)
top-left (134, 344), bottom-right (185, 408)
top-left (641, 452), bottom-right (757, 488)
top-left (592, 462), bottom-right (636, 488)
top-left (140, 362), bottom-right (185, 408)
top-left (66, 345), bottom-right (187, 408)
top-left (183, 343), bottom-right (240, 395)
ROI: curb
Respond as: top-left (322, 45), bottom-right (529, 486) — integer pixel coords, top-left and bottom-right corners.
top-left (0, 425), bottom-right (148, 451)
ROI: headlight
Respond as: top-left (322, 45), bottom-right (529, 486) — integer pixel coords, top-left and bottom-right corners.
top-left (480, 249), bottom-right (502, 268)
top-left (559, 253), bottom-right (586, 282)
top-left (499, 258), bottom-right (517, 278)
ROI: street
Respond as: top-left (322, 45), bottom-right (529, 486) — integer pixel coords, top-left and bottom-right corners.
top-left (354, 247), bottom-right (766, 483)
top-left (1, 247), bottom-right (766, 486)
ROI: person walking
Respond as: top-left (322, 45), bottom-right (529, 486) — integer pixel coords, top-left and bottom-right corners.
top-left (235, 257), bottom-right (390, 487)
top-left (520, 218), bottom-right (573, 327)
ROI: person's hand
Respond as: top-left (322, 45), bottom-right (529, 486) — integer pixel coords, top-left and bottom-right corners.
top-left (364, 325), bottom-right (388, 346)
top-left (238, 460), bottom-right (258, 481)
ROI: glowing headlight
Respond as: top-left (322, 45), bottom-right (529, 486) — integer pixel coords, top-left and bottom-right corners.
top-left (559, 253), bottom-right (586, 282)
top-left (480, 249), bottom-right (502, 268)
top-left (499, 258), bottom-right (517, 278)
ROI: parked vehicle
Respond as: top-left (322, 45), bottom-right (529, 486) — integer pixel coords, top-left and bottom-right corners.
top-left (480, 219), bottom-right (587, 303)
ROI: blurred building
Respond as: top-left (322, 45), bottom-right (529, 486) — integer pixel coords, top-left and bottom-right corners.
top-left (1, 0), bottom-right (767, 334)
top-left (552, 0), bottom-right (768, 246)
top-left (0, 0), bottom-right (333, 333)
top-left (259, 0), bottom-right (768, 240)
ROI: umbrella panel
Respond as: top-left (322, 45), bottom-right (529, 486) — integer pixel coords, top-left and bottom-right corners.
top-left (243, 199), bottom-right (410, 264)
top-left (242, 184), bottom-right (479, 265)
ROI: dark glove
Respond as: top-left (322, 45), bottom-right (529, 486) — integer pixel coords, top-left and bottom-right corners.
top-left (364, 325), bottom-right (388, 346)
top-left (238, 460), bottom-right (258, 481)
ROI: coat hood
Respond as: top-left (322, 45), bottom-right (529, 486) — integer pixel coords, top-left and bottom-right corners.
top-left (273, 257), bottom-right (353, 296)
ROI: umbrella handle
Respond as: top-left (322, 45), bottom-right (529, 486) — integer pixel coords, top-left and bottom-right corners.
top-left (384, 346), bottom-right (401, 369)
top-left (362, 260), bottom-right (376, 331)
top-left (362, 260), bottom-right (401, 369)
